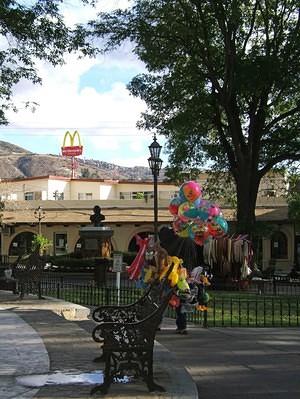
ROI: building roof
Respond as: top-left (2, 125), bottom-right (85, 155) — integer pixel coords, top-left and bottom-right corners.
top-left (2, 202), bottom-right (289, 225)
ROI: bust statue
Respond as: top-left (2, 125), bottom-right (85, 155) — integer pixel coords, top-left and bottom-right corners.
top-left (90, 205), bottom-right (105, 227)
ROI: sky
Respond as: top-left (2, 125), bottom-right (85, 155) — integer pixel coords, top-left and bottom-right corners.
top-left (0, 0), bottom-right (168, 168)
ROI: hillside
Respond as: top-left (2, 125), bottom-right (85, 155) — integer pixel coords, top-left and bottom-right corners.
top-left (0, 140), bottom-right (165, 181)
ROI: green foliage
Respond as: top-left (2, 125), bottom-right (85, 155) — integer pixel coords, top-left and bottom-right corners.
top-left (0, 0), bottom-right (96, 124)
top-left (135, 192), bottom-right (144, 199)
top-left (203, 171), bottom-right (237, 207)
top-left (287, 173), bottom-right (300, 225)
top-left (31, 234), bottom-right (52, 254)
top-left (90, 0), bottom-right (300, 234)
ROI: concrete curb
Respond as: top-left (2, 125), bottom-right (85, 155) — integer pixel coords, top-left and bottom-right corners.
top-left (0, 291), bottom-right (90, 320)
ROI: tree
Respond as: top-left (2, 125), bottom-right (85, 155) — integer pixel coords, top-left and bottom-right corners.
top-left (90, 0), bottom-right (300, 234)
top-left (287, 173), bottom-right (300, 227)
top-left (32, 234), bottom-right (52, 256)
top-left (0, 0), bottom-right (95, 124)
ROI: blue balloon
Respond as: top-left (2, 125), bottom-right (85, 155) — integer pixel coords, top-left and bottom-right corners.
top-left (196, 208), bottom-right (209, 221)
top-left (214, 216), bottom-right (228, 233)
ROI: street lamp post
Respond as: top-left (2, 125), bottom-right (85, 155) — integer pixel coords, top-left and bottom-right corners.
top-left (148, 134), bottom-right (163, 242)
top-left (34, 206), bottom-right (46, 235)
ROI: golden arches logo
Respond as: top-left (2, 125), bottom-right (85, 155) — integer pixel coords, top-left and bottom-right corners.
top-left (61, 130), bottom-right (83, 156)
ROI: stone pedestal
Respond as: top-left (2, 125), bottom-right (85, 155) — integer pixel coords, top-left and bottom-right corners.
top-left (79, 226), bottom-right (114, 286)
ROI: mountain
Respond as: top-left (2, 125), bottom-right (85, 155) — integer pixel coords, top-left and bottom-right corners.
top-left (0, 140), bottom-right (165, 181)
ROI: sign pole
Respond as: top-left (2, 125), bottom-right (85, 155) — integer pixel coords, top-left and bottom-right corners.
top-left (113, 252), bottom-right (123, 306)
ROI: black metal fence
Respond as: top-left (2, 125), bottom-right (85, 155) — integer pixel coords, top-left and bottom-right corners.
top-left (206, 296), bottom-right (300, 327)
top-left (241, 278), bottom-right (300, 296)
top-left (38, 273), bottom-right (300, 328)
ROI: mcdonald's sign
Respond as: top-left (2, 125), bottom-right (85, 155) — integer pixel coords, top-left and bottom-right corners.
top-left (61, 130), bottom-right (83, 156)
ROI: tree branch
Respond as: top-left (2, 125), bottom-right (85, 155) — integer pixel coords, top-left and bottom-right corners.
top-left (265, 104), bottom-right (300, 131)
top-left (242, 0), bottom-right (259, 54)
top-left (259, 152), bottom-right (300, 178)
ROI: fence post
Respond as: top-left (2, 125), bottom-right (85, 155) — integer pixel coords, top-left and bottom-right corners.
top-left (56, 282), bottom-right (60, 299)
top-left (105, 287), bottom-right (110, 305)
top-left (203, 309), bottom-right (208, 328)
top-left (57, 276), bottom-right (63, 299)
top-left (273, 277), bottom-right (277, 295)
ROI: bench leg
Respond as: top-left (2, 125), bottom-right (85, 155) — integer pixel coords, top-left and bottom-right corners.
top-left (144, 349), bottom-right (165, 393)
top-left (91, 353), bottom-right (112, 395)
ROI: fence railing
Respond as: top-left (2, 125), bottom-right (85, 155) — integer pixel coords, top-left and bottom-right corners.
top-left (38, 275), bottom-right (300, 328)
top-left (213, 278), bottom-right (300, 297)
top-left (207, 296), bottom-right (300, 327)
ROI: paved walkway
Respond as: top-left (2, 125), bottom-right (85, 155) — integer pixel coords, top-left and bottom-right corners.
top-left (1, 289), bottom-right (300, 398)
top-left (156, 322), bottom-right (300, 399)
top-left (0, 290), bottom-right (197, 399)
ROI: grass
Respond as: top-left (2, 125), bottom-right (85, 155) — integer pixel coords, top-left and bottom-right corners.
top-left (41, 282), bottom-right (300, 328)
top-left (191, 290), bottom-right (300, 327)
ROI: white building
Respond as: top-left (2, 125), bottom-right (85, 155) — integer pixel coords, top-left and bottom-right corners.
top-left (0, 174), bottom-right (297, 273)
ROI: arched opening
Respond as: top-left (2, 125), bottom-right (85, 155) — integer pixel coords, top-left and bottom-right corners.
top-left (9, 232), bottom-right (35, 256)
top-left (271, 231), bottom-right (288, 259)
top-left (128, 231), bottom-right (153, 252)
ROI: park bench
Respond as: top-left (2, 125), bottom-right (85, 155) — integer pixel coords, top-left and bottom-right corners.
top-left (91, 281), bottom-right (174, 395)
top-left (92, 279), bottom-right (167, 325)
top-left (13, 249), bottom-right (46, 299)
top-left (91, 260), bottom-right (175, 395)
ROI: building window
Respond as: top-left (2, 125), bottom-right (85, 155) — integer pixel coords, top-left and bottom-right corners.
top-left (24, 191), bottom-right (42, 200)
top-left (24, 192), bottom-right (34, 201)
top-left (119, 192), bottom-right (130, 200)
top-left (119, 191), bottom-right (153, 200)
top-left (78, 193), bottom-right (93, 200)
top-left (271, 231), bottom-right (288, 259)
top-left (261, 189), bottom-right (277, 197)
top-left (54, 233), bottom-right (67, 256)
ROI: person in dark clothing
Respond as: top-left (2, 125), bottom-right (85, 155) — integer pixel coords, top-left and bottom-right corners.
top-left (175, 289), bottom-right (191, 334)
top-left (175, 265), bottom-right (194, 334)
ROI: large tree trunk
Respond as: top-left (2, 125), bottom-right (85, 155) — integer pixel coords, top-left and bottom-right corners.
top-left (234, 165), bottom-right (260, 235)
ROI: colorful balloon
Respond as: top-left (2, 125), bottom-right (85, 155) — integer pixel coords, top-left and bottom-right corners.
top-left (208, 204), bottom-right (220, 217)
top-left (168, 197), bottom-right (181, 216)
top-left (168, 180), bottom-right (228, 245)
top-left (179, 181), bottom-right (202, 202)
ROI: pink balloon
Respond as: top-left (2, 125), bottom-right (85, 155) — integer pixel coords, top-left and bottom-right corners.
top-left (208, 205), bottom-right (220, 217)
top-left (179, 181), bottom-right (202, 202)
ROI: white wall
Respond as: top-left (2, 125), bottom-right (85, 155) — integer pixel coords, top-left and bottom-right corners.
top-left (48, 179), bottom-right (70, 200)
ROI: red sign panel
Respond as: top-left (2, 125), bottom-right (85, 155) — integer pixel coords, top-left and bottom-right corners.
top-left (61, 146), bottom-right (83, 156)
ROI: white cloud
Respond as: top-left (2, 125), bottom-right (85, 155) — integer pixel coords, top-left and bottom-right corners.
top-left (2, 0), bottom-right (164, 168)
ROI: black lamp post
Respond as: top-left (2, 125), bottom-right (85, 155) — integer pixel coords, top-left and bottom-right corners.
top-left (34, 205), bottom-right (46, 235)
top-left (148, 134), bottom-right (163, 242)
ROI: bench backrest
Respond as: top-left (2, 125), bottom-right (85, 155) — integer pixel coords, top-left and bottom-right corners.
top-left (13, 250), bottom-right (45, 282)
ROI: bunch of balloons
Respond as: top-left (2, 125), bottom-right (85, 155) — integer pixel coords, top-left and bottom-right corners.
top-left (168, 180), bottom-right (228, 245)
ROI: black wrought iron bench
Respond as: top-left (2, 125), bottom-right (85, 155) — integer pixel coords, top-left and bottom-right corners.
top-left (13, 250), bottom-right (45, 299)
top-left (92, 279), bottom-right (166, 325)
top-left (91, 283), bottom-right (174, 395)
